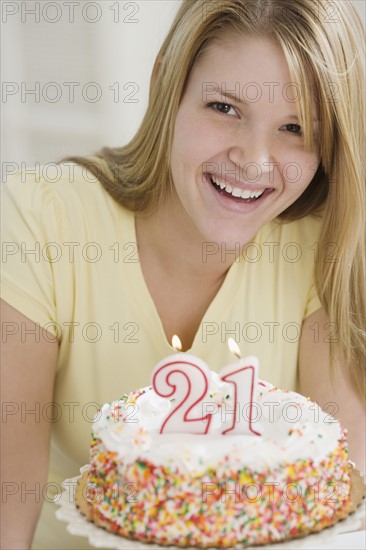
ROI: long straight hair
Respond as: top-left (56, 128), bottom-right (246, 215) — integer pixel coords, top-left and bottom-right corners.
top-left (61, 0), bottom-right (365, 403)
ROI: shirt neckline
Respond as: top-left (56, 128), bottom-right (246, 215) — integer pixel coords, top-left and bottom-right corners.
top-left (119, 208), bottom-right (246, 354)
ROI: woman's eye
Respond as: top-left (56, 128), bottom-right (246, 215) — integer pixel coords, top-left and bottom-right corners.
top-left (207, 102), bottom-right (237, 116)
top-left (281, 123), bottom-right (303, 136)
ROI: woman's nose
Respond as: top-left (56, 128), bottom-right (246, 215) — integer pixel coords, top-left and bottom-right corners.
top-left (228, 139), bottom-right (274, 182)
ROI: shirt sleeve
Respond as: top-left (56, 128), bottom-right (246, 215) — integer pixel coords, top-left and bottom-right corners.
top-left (1, 171), bottom-right (66, 338)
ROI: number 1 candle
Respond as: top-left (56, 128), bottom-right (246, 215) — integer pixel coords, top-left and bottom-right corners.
top-left (220, 338), bottom-right (261, 436)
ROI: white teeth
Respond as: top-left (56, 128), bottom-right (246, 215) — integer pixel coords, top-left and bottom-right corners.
top-left (210, 175), bottom-right (265, 200)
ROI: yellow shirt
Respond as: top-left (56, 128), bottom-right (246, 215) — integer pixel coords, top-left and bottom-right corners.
top-left (1, 162), bottom-right (322, 549)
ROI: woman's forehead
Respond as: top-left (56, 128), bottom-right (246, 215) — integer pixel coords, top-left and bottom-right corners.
top-left (188, 35), bottom-right (294, 95)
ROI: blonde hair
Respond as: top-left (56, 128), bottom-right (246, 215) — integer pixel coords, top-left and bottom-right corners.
top-left (60, 0), bottom-right (365, 402)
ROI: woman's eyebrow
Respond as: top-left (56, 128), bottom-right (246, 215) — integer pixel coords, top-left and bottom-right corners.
top-left (202, 84), bottom-right (243, 103)
top-left (286, 114), bottom-right (320, 124)
top-left (203, 84), bottom-right (320, 123)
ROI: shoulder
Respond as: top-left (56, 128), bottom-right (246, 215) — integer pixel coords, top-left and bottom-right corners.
top-left (260, 213), bottom-right (323, 244)
top-left (1, 160), bottom-right (127, 236)
top-left (255, 214), bottom-right (324, 263)
top-left (250, 215), bottom-right (324, 306)
top-left (282, 213), bottom-right (324, 243)
top-left (2, 159), bottom-right (109, 203)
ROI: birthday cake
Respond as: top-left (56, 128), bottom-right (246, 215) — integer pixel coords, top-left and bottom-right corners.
top-left (75, 363), bottom-right (355, 547)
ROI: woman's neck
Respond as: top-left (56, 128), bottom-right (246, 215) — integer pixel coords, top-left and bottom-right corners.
top-left (135, 199), bottom-right (240, 350)
top-left (135, 198), bottom-right (239, 284)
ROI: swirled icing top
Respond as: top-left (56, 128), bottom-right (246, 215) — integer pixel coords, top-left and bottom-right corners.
top-left (92, 372), bottom-right (342, 475)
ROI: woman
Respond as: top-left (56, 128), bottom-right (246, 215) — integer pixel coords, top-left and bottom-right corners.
top-left (1, 1), bottom-right (365, 548)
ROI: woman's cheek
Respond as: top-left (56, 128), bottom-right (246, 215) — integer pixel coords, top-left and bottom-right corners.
top-left (278, 149), bottom-right (319, 190)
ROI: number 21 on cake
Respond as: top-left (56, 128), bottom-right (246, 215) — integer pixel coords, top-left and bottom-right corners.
top-left (152, 336), bottom-right (261, 436)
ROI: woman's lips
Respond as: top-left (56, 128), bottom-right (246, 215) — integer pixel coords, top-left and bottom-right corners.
top-left (206, 173), bottom-right (274, 204)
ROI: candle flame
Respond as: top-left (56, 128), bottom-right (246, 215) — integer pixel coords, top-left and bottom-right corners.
top-left (228, 338), bottom-right (241, 359)
top-left (172, 335), bottom-right (182, 352)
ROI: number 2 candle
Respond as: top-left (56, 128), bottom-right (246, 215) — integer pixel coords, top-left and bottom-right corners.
top-left (152, 335), bottom-right (213, 434)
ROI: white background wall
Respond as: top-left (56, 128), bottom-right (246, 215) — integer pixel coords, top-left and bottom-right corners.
top-left (1, 0), bottom-right (365, 167)
top-left (1, 0), bottom-right (182, 166)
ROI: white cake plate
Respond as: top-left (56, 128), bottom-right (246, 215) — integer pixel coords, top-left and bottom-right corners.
top-left (55, 466), bottom-right (365, 550)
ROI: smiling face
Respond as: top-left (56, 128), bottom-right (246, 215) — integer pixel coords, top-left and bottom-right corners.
top-left (168, 34), bottom-right (320, 247)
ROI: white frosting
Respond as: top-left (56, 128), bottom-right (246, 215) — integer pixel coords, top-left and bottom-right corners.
top-left (93, 373), bottom-right (342, 475)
